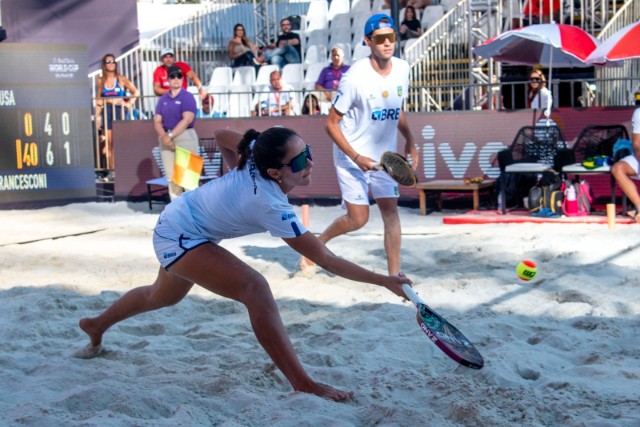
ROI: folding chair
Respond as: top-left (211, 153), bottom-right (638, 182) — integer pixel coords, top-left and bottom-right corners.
top-left (146, 146), bottom-right (169, 210)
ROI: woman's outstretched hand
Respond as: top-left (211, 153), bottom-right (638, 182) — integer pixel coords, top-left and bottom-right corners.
top-left (385, 273), bottom-right (412, 299)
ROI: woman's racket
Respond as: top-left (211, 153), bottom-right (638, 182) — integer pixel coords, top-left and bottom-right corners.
top-left (374, 152), bottom-right (418, 187)
top-left (403, 285), bottom-right (484, 369)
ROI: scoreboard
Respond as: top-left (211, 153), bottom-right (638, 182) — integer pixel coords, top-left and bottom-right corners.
top-left (0, 43), bottom-right (95, 205)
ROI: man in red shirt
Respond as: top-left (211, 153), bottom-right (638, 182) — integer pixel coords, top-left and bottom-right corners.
top-left (153, 47), bottom-right (208, 101)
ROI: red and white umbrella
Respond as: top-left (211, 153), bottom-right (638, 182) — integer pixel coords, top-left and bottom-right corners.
top-left (473, 23), bottom-right (599, 68)
top-left (587, 21), bottom-right (640, 65)
top-left (473, 24), bottom-right (599, 121)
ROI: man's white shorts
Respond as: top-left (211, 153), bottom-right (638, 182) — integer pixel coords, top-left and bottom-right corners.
top-left (335, 165), bottom-right (399, 206)
top-left (620, 154), bottom-right (640, 178)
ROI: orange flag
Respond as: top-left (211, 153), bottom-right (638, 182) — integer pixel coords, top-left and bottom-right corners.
top-left (173, 146), bottom-right (204, 190)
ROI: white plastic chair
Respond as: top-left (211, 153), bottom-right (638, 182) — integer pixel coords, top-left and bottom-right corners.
top-left (351, 43), bottom-right (371, 62)
top-left (281, 63), bottom-right (305, 91)
top-left (305, 0), bottom-right (329, 33)
top-left (350, 0), bottom-right (371, 17)
top-left (422, 5), bottom-right (445, 29)
top-left (306, 29), bottom-right (329, 47)
top-left (207, 66), bottom-right (233, 89)
top-left (303, 62), bottom-right (326, 90)
top-left (304, 44), bottom-right (328, 67)
top-left (231, 66), bottom-right (256, 87)
top-left (228, 85), bottom-right (253, 118)
top-left (351, 14), bottom-right (368, 40)
top-left (207, 67), bottom-right (233, 116)
top-left (328, 0), bottom-right (350, 21)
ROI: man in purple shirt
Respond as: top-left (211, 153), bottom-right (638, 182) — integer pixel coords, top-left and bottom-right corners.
top-left (315, 46), bottom-right (350, 102)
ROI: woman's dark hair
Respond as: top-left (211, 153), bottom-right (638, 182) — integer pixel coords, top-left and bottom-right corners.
top-left (233, 23), bottom-right (250, 46)
top-left (237, 127), bottom-right (299, 180)
top-left (100, 53), bottom-right (118, 76)
top-left (301, 94), bottom-right (319, 115)
top-left (405, 5), bottom-right (417, 20)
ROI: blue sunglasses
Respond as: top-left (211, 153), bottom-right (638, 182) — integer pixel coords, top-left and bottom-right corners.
top-left (280, 145), bottom-right (312, 173)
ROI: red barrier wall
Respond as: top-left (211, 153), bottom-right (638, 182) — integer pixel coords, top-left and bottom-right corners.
top-left (113, 107), bottom-right (634, 201)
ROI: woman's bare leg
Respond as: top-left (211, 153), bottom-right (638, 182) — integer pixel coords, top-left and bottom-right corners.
top-left (79, 267), bottom-right (193, 347)
top-left (170, 243), bottom-right (354, 401)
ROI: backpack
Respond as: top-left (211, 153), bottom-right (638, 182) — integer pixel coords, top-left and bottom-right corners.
top-left (528, 169), bottom-right (564, 214)
top-left (562, 179), bottom-right (593, 216)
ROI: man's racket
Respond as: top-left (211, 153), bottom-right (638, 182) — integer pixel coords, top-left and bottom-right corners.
top-left (374, 152), bottom-right (418, 187)
top-left (402, 284), bottom-right (484, 369)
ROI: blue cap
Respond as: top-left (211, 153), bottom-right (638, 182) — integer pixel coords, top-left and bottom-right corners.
top-left (362, 14), bottom-right (395, 45)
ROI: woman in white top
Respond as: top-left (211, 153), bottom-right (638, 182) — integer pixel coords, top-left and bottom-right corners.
top-left (527, 69), bottom-right (553, 124)
top-left (78, 127), bottom-right (412, 401)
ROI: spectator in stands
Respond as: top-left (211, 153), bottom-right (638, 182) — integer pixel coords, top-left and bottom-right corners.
top-left (399, 6), bottom-right (423, 43)
top-left (315, 46), bottom-right (350, 102)
top-left (154, 65), bottom-right (199, 201)
top-left (228, 23), bottom-right (263, 70)
top-left (256, 70), bottom-right (295, 116)
top-left (527, 69), bottom-right (552, 124)
top-left (153, 48), bottom-right (207, 101)
top-left (301, 94), bottom-right (321, 115)
top-left (302, 14), bottom-right (418, 275)
top-left (196, 94), bottom-right (219, 118)
top-left (94, 53), bottom-right (139, 179)
top-left (261, 18), bottom-right (301, 68)
top-left (611, 93), bottom-right (640, 223)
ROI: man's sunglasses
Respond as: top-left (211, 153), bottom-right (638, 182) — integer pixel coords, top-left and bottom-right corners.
top-left (280, 145), bottom-right (312, 173)
top-left (368, 32), bottom-right (396, 45)
top-left (169, 73), bottom-right (183, 80)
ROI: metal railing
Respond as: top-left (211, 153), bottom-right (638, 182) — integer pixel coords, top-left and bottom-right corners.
top-left (404, 0), bottom-right (638, 111)
top-left (594, 0), bottom-right (640, 106)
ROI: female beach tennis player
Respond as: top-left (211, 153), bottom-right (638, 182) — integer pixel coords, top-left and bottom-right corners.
top-left (78, 127), bottom-right (412, 401)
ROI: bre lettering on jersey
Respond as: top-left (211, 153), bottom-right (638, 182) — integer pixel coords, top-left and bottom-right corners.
top-left (371, 108), bottom-right (400, 121)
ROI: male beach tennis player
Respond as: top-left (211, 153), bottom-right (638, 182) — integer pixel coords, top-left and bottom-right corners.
top-left (304, 13), bottom-right (418, 275)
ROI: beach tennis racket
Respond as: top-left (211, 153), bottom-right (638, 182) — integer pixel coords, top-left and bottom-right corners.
top-left (402, 284), bottom-right (484, 369)
top-left (374, 152), bottom-right (418, 187)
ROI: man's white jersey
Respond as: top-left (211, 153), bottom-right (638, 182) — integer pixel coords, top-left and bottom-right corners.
top-left (332, 56), bottom-right (410, 168)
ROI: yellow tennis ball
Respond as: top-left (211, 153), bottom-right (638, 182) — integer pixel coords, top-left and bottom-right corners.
top-left (516, 260), bottom-right (537, 281)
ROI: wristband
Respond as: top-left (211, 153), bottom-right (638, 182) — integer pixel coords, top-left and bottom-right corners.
top-left (167, 131), bottom-right (174, 140)
top-left (354, 154), bottom-right (360, 162)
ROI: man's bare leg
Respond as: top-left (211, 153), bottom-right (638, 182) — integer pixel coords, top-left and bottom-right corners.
top-left (376, 197), bottom-right (401, 275)
top-left (301, 203), bottom-right (369, 270)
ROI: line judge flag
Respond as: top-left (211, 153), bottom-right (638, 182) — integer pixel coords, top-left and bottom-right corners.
top-left (173, 146), bottom-right (204, 190)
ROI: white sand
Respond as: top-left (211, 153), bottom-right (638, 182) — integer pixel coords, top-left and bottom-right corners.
top-left (1, 201), bottom-right (638, 426)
